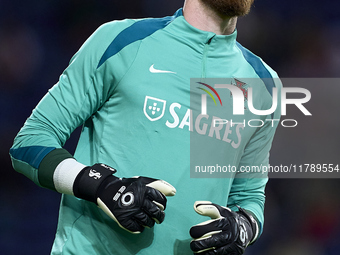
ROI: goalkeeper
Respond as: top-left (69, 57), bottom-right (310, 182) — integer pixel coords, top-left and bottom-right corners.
top-left (10, 0), bottom-right (281, 254)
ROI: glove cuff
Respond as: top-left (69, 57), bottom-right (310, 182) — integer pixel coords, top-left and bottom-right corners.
top-left (73, 164), bottom-right (117, 203)
top-left (237, 206), bottom-right (260, 245)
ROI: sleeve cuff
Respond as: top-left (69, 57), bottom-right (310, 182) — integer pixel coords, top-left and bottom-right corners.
top-left (38, 148), bottom-right (73, 190)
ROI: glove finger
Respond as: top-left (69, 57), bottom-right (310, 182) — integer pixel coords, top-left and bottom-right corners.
top-left (97, 198), bottom-right (144, 234)
top-left (190, 231), bottom-right (233, 253)
top-left (143, 198), bottom-right (166, 224)
top-left (194, 201), bottom-right (234, 219)
top-left (146, 179), bottom-right (176, 196)
top-left (137, 177), bottom-right (176, 196)
top-left (133, 210), bottom-right (155, 229)
top-left (145, 186), bottom-right (167, 210)
top-left (190, 217), bottom-right (233, 239)
top-left (120, 217), bottom-right (145, 233)
top-left (200, 249), bottom-right (219, 255)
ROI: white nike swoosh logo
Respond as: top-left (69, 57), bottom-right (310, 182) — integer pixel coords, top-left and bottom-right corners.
top-left (149, 64), bottom-right (176, 74)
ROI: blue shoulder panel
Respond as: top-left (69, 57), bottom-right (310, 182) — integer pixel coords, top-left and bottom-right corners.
top-left (236, 42), bottom-right (275, 96)
top-left (97, 9), bottom-right (183, 68)
top-left (10, 146), bottom-right (55, 169)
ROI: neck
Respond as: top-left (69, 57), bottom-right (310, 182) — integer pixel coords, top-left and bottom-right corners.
top-left (183, 0), bottom-right (237, 35)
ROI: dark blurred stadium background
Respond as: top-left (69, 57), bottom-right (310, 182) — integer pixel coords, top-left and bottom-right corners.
top-left (1, 0), bottom-right (339, 254)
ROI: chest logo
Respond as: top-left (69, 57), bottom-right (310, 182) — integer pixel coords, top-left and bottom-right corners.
top-left (143, 96), bottom-right (167, 121)
top-left (149, 64), bottom-right (176, 74)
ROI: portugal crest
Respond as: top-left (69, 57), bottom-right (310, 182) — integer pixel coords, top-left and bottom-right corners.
top-left (143, 96), bottom-right (166, 121)
top-left (232, 78), bottom-right (249, 110)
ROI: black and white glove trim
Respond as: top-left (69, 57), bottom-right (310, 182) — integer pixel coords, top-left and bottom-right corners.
top-left (190, 201), bottom-right (259, 254)
top-left (72, 163), bottom-right (176, 233)
top-left (236, 206), bottom-right (259, 244)
top-left (73, 163), bottom-right (117, 203)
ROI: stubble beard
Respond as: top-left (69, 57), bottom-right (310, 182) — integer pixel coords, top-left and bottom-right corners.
top-left (200, 0), bottom-right (255, 17)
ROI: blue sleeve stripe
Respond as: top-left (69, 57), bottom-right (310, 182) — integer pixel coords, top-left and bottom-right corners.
top-left (10, 146), bottom-right (56, 169)
top-left (236, 42), bottom-right (275, 97)
top-left (97, 9), bottom-right (183, 68)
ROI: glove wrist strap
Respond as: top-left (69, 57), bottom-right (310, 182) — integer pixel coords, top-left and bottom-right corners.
top-left (73, 164), bottom-right (117, 203)
top-left (237, 206), bottom-right (260, 244)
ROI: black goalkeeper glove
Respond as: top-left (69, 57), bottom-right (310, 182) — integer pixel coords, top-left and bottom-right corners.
top-left (190, 201), bottom-right (259, 255)
top-left (72, 163), bottom-right (176, 233)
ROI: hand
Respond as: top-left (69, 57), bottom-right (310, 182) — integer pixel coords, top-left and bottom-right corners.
top-left (73, 164), bottom-right (176, 233)
top-left (189, 201), bottom-right (259, 254)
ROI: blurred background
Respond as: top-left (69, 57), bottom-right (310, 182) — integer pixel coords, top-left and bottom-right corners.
top-left (1, 0), bottom-right (339, 254)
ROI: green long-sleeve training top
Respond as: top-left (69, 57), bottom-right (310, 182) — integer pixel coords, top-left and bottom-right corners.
top-left (10, 9), bottom-right (281, 255)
